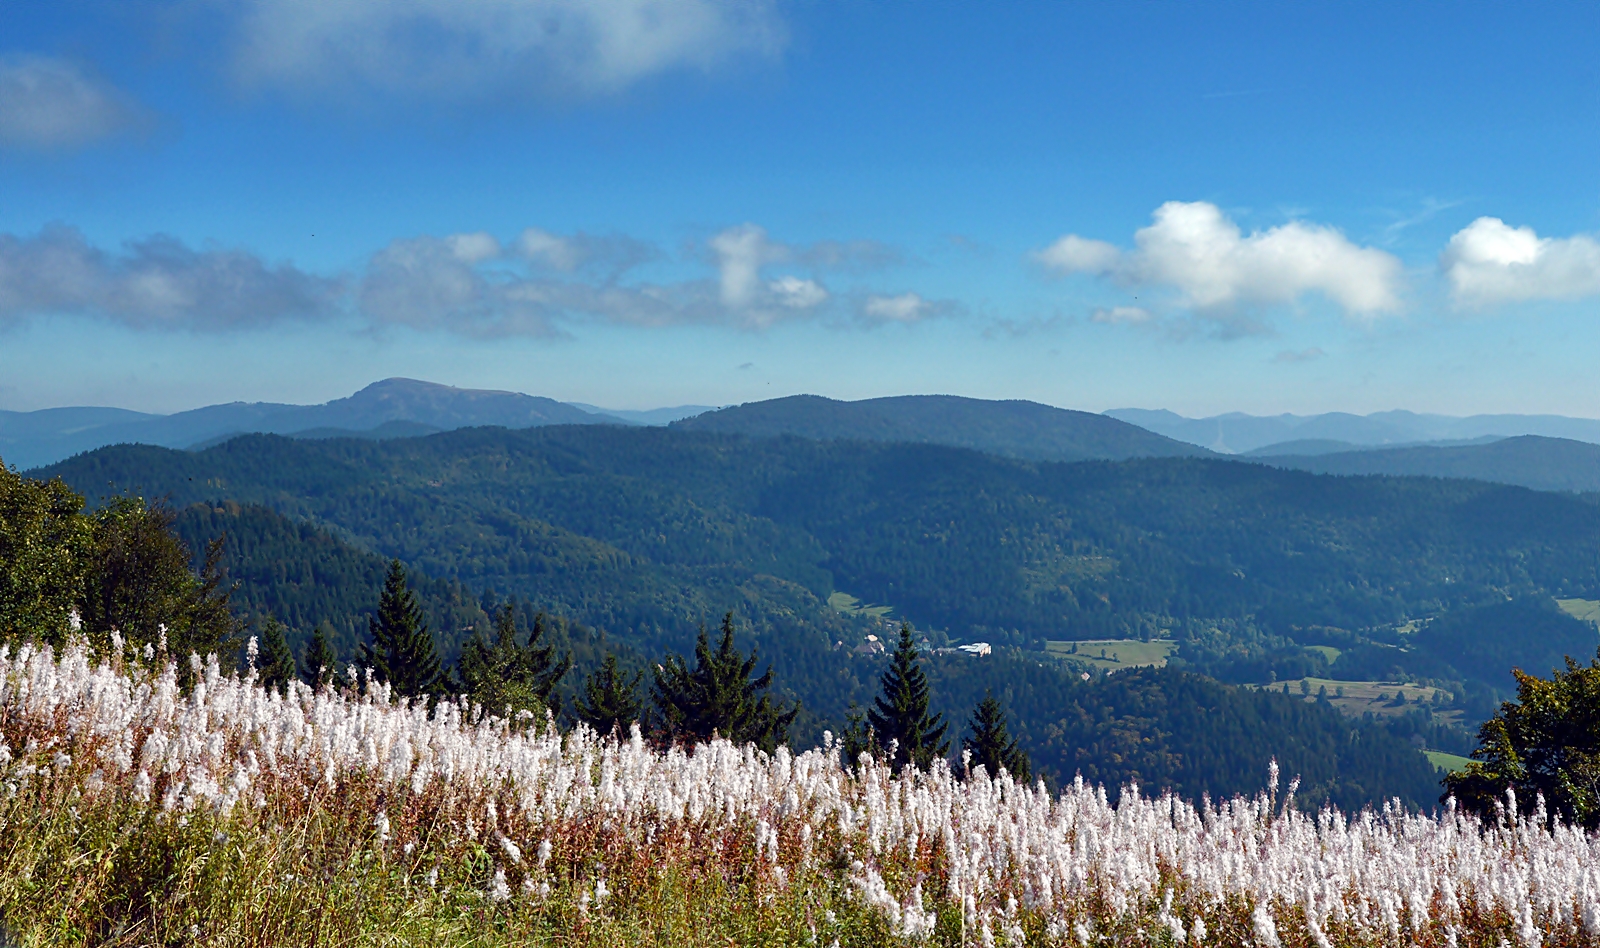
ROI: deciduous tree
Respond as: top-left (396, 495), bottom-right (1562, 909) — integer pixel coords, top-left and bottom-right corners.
top-left (77, 496), bottom-right (238, 681)
top-left (1445, 649), bottom-right (1600, 827)
top-left (0, 465), bottom-right (89, 645)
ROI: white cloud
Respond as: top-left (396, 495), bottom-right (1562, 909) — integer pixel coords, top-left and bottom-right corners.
top-left (1090, 306), bottom-right (1152, 325)
top-left (0, 55), bottom-right (149, 151)
top-left (1441, 217), bottom-right (1600, 307)
top-left (0, 225), bottom-right (336, 330)
top-left (709, 224), bottom-right (785, 309)
top-left (445, 232), bottom-right (502, 264)
top-left (359, 224), bottom-right (920, 334)
top-left (861, 293), bottom-right (937, 324)
top-left (1035, 235), bottom-right (1120, 273)
top-left (1036, 201), bottom-right (1404, 319)
top-left (225, 0), bottom-right (785, 101)
top-left (0, 220), bottom-right (926, 337)
top-left (769, 275), bottom-right (828, 309)
top-left (514, 228), bottom-right (657, 276)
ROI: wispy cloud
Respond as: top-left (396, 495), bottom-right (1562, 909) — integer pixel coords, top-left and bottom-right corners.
top-left (0, 55), bottom-right (151, 152)
top-left (1379, 197), bottom-right (1465, 245)
top-left (1090, 306), bottom-right (1152, 325)
top-left (1034, 201), bottom-right (1404, 331)
top-left (355, 224), bottom-right (945, 335)
top-left (223, 0), bottom-right (786, 103)
top-left (1441, 217), bottom-right (1600, 308)
top-left (858, 292), bottom-right (949, 325)
top-left (1272, 347), bottom-right (1326, 363)
top-left (0, 225), bottom-right (338, 330)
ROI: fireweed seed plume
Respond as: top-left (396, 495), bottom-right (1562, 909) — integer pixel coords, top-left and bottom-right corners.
top-left (0, 640), bottom-right (1598, 943)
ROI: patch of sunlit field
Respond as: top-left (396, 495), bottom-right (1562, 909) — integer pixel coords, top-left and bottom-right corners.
top-left (1044, 639), bottom-right (1178, 671)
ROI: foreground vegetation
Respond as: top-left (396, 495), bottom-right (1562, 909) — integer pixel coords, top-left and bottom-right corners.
top-left (3, 640), bottom-right (1600, 947)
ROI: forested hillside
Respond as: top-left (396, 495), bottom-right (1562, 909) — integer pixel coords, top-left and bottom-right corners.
top-left (1250, 434), bottom-right (1600, 493)
top-left (177, 500), bottom-right (1441, 807)
top-left (674, 394), bottom-right (1207, 461)
top-left (42, 426), bottom-right (1600, 641)
top-left (38, 425), bottom-right (1600, 712)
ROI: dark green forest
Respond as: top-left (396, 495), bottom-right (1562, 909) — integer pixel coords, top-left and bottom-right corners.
top-left (31, 423), bottom-right (1600, 808)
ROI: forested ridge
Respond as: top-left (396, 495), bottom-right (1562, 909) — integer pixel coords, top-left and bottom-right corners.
top-left (29, 423), bottom-right (1600, 807)
top-left (40, 425), bottom-right (1600, 643)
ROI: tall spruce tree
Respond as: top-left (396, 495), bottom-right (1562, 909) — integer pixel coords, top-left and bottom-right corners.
top-left (360, 560), bottom-right (444, 699)
top-left (652, 612), bottom-right (797, 752)
top-left (300, 622), bottom-right (338, 690)
top-left (458, 602), bottom-right (571, 723)
top-left (868, 623), bottom-right (949, 772)
top-left (574, 653), bottom-right (645, 736)
top-left (256, 615), bottom-right (296, 694)
top-left (964, 689), bottom-right (1031, 782)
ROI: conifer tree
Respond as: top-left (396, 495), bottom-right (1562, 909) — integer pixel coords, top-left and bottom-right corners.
top-left (574, 653), bottom-right (645, 736)
top-left (300, 622), bottom-right (338, 690)
top-left (868, 623), bottom-right (948, 772)
top-left (963, 689), bottom-right (1031, 782)
top-left (652, 612), bottom-right (797, 752)
top-left (360, 560), bottom-right (443, 699)
top-left (458, 602), bottom-right (571, 722)
top-left (837, 702), bottom-right (880, 773)
top-left (256, 614), bottom-right (296, 694)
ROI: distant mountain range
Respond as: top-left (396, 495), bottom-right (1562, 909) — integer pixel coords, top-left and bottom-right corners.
top-left (1107, 408), bottom-right (1600, 454)
top-left (1245, 435), bottom-right (1600, 493)
top-left (12, 380), bottom-right (1600, 496)
top-left (674, 394), bottom-right (1207, 462)
top-left (1, 379), bottom-right (713, 470)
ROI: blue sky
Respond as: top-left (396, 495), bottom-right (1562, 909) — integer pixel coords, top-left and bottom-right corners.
top-left (2, 1), bottom-right (1597, 416)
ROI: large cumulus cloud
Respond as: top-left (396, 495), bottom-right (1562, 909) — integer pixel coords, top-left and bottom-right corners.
top-left (1035, 201), bottom-right (1404, 327)
top-left (1441, 217), bottom-right (1600, 307)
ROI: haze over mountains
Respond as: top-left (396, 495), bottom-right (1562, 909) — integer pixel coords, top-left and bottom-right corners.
top-left (10, 378), bottom-right (1600, 497)
top-left (0, 379), bottom-right (624, 469)
top-left (4, 381), bottom-right (1207, 470)
top-left (1109, 407), bottom-right (1600, 455)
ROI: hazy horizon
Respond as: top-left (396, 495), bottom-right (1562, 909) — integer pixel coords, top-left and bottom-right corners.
top-left (9, 376), bottom-right (1600, 427)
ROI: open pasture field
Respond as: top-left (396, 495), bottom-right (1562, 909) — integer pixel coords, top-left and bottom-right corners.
top-left (1269, 677), bottom-right (1464, 725)
top-left (827, 591), bottom-right (895, 619)
top-left (1045, 638), bottom-right (1179, 671)
top-left (1426, 750), bottom-right (1475, 774)
top-left (1556, 597), bottom-right (1600, 625)
top-left (1302, 645), bottom-right (1342, 663)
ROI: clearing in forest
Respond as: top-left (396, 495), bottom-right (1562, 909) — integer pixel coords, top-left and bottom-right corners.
top-left (1045, 638), bottom-right (1178, 671)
